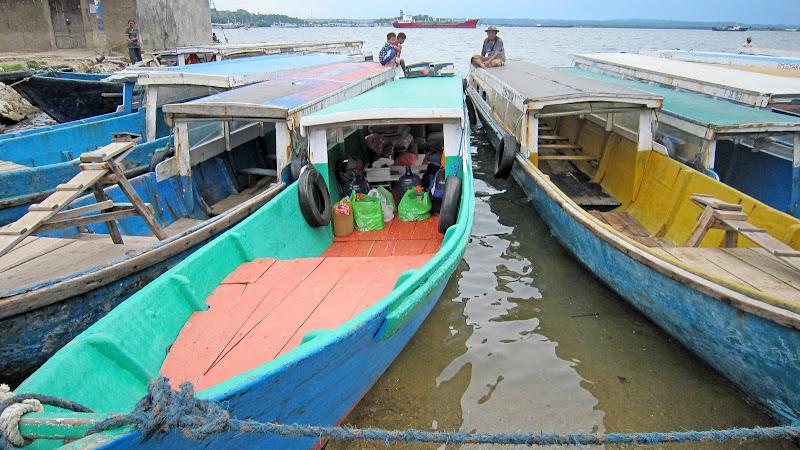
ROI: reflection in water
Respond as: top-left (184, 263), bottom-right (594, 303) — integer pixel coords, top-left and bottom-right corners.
top-left (332, 130), bottom-right (789, 449)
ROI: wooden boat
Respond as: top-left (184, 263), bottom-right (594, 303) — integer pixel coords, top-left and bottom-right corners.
top-left (10, 72), bottom-right (125, 123)
top-left (561, 67), bottom-right (800, 218)
top-left (466, 60), bottom-right (800, 425)
top-left (572, 52), bottom-right (800, 116)
top-left (108, 52), bottom-right (359, 142)
top-left (0, 61), bottom-right (395, 383)
top-left (651, 49), bottom-right (800, 77)
top-left (0, 53), bottom-right (361, 228)
top-left (150, 40), bottom-right (366, 66)
top-left (14, 73), bottom-right (474, 449)
top-left (0, 109), bottom-right (170, 227)
top-left (738, 45), bottom-right (800, 59)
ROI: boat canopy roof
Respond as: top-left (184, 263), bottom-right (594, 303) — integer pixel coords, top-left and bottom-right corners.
top-left (472, 60), bottom-right (662, 114)
top-left (563, 67), bottom-right (800, 135)
top-left (573, 53), bottom-right (800, 102)
top-left (301, 76), bottom-right (464, 129)
top-left (166, 41), bottom-right (364, 57)
top-left (110, 53), bottom-right (353, 88)
top-left (162, 62), bottom-right (393, 122)
top-left (654, 49), bottom-right (800, 65)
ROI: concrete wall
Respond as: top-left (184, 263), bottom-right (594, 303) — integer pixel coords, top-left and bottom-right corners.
top-left (102, 0), bottom-right (139, 52)
top-left (0, 0), bottom-right (54, 52)
top-left (136, 0), bottom-right (211, 50)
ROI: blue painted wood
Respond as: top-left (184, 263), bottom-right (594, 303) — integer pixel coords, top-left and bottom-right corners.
top-left (90, 283), bottom-right (448, 449)
top-left (0, 136), bottom-right (170, 227)
top-left (510, 162), bottom-right (800, 425)
top-left (0, 142), bottom-right (273, 379)
top-left (0, 111), bottom-right (125, 142)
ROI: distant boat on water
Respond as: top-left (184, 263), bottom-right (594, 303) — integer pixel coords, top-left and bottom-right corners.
top-left (392, 11), bottom-right (478, 29)
top-left (712, 24), bottom-right (749, 31)
top-left (535, 24), bottom-right (574, 28)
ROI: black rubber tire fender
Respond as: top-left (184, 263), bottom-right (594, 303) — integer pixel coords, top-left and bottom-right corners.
top-left (298, 167), bottom-right (332, 227)
top-left (438, 175), bottom-right (462, 234)
top-left (494, 134), bottom-right (517, 179)
top-left (465, 95), bottom-right (477, 126)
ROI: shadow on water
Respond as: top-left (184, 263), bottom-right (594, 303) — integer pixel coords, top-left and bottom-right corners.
top-left (330, 127), bottom-right (792, 449)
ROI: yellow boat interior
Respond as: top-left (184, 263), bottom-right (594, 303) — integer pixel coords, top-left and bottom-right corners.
top-left (532, 114), bottom-right (800, 313)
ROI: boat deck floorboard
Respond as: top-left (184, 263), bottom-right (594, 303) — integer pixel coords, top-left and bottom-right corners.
top-left (651, 247), bottom-right (800, 305)
top-left (541, 160), bottom-right (620, 208)
top-left (160, 217), bottom-right (441, 391)
top-left (0, 218), bottom-right (202, 293)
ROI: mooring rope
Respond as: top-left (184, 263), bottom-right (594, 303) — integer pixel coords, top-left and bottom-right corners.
top-left (1, 377), bottom-right (798, 449)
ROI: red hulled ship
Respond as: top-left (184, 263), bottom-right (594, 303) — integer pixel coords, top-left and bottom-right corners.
top-left (392, 12), bottom-right (478, 29)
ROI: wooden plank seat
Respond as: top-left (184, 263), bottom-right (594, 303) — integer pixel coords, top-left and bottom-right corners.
top-left (539, 144), bottom-right (583, 150)
top-left (538, 135), bottom-right (570, 141)
top-left (590, 211), bottom-right (672, 248)
top-left (685, 194), bottom-right (800, 270)
top-left (0, 160), bottom-right (29, 173)
top-left (0, 136), bottom-right (164, 257)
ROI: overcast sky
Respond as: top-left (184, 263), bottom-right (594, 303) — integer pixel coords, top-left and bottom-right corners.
top-left (211, 0), bottom-right (800, 23)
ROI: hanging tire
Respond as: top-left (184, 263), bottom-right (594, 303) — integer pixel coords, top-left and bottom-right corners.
top-left (465, 95), bottom-right (477, 126)
top-left (298, 167), bottom-right (331, 227)
top-left (438, 176), bottom-right (462, 234)
top-left (494, 134), bottom-right (517, 179)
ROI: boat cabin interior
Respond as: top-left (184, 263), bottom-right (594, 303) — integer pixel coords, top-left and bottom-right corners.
top-left (534, 112), bottom-right (800, 312)
top-left (160, 75), bottom-right (468, 390)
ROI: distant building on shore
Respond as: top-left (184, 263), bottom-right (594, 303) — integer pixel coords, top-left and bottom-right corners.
top-left (0, 0), bottom-right (212, 53)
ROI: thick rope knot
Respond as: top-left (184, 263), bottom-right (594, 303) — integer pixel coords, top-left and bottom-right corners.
top-left (89, 377), bottom-right (231, 442)
top-left (0, 384), bottom-right (43, 448)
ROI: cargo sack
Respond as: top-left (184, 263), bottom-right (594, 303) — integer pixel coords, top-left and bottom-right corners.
top-left (350, 191), bottom-right (385, 231)
top-left (398, 188), bottom-right (432, 222)
top-left (332, 198), bottom-right (354, 237)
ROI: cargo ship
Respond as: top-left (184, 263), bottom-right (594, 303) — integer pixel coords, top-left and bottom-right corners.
top-left (392, 12), bottom-right (478, 29)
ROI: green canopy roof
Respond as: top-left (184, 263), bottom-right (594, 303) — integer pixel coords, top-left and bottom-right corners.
top-left (561, 67), bottom-right (800, 134)
top-left (302, 76), bottom-right (463, 128)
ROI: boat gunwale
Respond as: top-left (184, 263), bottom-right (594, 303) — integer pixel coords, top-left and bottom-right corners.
top-left (0, 182), bottom-right (286, 320)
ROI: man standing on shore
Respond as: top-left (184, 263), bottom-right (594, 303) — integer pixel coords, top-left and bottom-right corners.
top-left (126, 19), bottom-right (142, 65)
top-left (471, 26), bottom-right (505, 68)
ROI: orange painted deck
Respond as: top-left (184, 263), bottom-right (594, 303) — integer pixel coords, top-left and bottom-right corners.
top-left (160, 218), bottom-right (441, 391)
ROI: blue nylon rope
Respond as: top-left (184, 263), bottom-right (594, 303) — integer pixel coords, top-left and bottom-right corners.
top-left (3, 377), bottom-right (798, 449)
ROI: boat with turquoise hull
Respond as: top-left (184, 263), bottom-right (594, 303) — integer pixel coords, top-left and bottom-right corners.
top-left (12, 73), bottom-right (474, 449)
top-left (0, 61), bottom-right (395, 383)
top-left (467, 60), bottom-right (800, 425)
top-left (561, 67), bottom-right (800, 218)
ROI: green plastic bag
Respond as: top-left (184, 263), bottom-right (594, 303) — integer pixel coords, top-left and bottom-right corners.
top-left (398, 189), bottom-right (432, 222)
top-left (350, 191), bottom-right (385, 231)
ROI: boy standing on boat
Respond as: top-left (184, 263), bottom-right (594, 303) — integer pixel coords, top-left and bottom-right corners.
top-left (471, 26), bottom-right (505, 68)
top-left (125, 20), bottom-right (142, 65)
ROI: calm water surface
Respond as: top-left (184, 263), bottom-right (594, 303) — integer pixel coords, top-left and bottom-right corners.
top-left (215, 27), bottom-right (799, 447)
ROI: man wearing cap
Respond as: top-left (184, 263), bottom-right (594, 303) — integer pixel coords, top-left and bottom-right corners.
top-left (471, 26), bottom-right (505, 68)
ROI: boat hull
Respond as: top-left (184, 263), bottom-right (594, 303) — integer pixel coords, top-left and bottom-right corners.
top-left (509, 159), bottom-right (800, 424)
top-left (392, 19), bottom-right (478, 28)
top-left (99, 281), bottom-right (449, 449)
top-left (11, 74), bottom-right (123, 123)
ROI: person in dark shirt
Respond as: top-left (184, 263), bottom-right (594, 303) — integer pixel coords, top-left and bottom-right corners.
top-left (471, 26), bottom-right (505, 68)
top-left (125, 20), bottom-right (142, 64)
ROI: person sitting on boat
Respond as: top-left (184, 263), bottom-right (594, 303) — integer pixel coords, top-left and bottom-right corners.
top-left (396, 32), bottom-right (407, 70)
top-left (212, 32), bottom-right (220, 44)
top-left (379, 32), bottom-right (399, 67)
top-left (471, 26), bottom-right (505, 68)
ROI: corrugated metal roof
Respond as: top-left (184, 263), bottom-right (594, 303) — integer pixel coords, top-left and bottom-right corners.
top-left (562, 67), bottom-right (800, 134)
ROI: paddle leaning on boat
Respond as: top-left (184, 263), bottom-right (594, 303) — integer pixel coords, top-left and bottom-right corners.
top-left (11, 68), bottom-right (474, 448)
top-left (0, 60), bottom-right (396, 383)
top-left (466, 60), bottom-right (800, 425)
